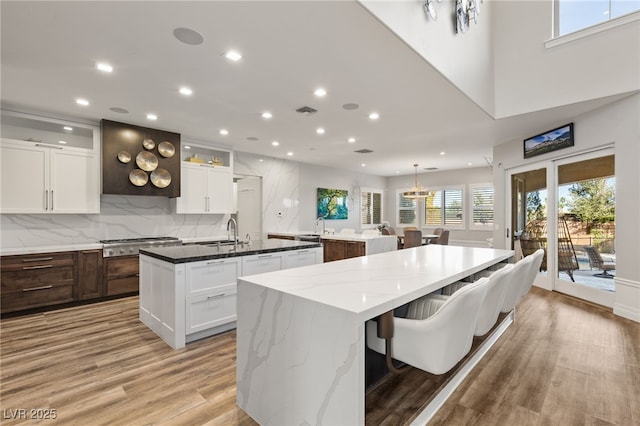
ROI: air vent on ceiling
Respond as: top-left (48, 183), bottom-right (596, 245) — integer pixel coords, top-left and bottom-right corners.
top-left (295, 106), bottom-right (318, 115)
top-left (354, 149), bottom-right (374, 154)
top-left (424, 167), bottom-right (438, 171)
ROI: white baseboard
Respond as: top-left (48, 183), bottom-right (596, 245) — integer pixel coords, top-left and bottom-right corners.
top-left (613, 277), bottom-right (640, 323)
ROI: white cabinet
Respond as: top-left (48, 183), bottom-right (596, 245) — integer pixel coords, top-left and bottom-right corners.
top-left (242, 252), bottom-right (284, 276)
top-left (284, 247), bottom-right (323, 269)
top-left (175, 143), bottom-right (233, 214)
top-left (0, 111), bottom-right (100, 214)
top-left (0, 139), bottom-right (99, 214)
top-left (185, 257), bottom-right (241, 335)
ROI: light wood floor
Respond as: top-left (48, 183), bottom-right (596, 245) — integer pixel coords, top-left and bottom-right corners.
top-left (1, 287), bottom-right (638, 425)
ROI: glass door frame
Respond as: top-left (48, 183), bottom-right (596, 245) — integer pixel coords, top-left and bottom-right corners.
top-left (504, 147), bottom-right (615, 307)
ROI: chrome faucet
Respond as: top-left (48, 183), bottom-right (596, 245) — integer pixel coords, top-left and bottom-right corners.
top-left (316, 216), bottom-right (325, 234)
top-left (227, 217), bottom-right (238, 249)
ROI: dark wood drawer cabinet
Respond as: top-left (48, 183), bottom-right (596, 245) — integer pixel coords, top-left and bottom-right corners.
top-left (322, 239), bottom-right (365, 262)
top-left (267, 234), bottom-right (296, 240)
top-left (1, 252), bottom-right (75, 313)
top-left (103, 255), bottom-right (139, 296)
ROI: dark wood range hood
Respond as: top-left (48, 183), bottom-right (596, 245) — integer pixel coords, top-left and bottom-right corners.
top-left (101, 119), bottom-right (181, 197)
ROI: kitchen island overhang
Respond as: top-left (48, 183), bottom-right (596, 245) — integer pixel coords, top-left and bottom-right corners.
top-left (236, 245), bottom-right (514, 425)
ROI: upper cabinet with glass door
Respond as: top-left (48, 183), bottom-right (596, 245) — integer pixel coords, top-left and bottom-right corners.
top-left (0, 110), bottom-right (101, 214)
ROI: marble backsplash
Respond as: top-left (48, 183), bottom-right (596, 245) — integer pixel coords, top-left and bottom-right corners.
top-left (0, 151), bottom-right (301, 250)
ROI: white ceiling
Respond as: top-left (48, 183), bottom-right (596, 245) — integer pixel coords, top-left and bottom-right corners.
top-left (0, 1), bottom-right (626, 176)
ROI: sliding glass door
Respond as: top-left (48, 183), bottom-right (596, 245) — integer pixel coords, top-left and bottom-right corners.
top-left (506, 148), bottom-right (615, 307)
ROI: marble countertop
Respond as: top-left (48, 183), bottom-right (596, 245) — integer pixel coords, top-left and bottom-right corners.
top-left (0, 243), bottom-right (104, 256)
top-left (140, 239), bottom-right (322, 264)
top-left (238, 245), bottom-right (513, 321)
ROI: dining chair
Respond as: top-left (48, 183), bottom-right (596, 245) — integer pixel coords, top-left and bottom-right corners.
top-left (500, 254), bottom-right (534, 313)
top-left (403, 229), bottom-right (423, 249)
top-left (366, 277), bottom-right (489, 375)
top-left (434, 230), bottom-right (449, 245)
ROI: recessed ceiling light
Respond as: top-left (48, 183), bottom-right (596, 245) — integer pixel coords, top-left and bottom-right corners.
top-left (147, 113), bottom-right (158, 121)
top-left (440, 151), bottom-right (446, 155)
top-left (63, 126), bottom-right (73, 131)
top-left (184, 146), bottom-right (191, 150)
top-left (225, 50), bottom-right (242, 61)
top-left (96, 62), bottom-right (113, 73)
top-left (261, 111), bottom-right (272, 119)
top-left (173, 27), bottom-right (204, 45)
top-left (369, 112), bottom-right (380, 120)
top-left (58, 140), bottom-right (67, 144)
top-left (314, 88), bottom-right (327, 97)
top-left (361, 163), bottom-right (366, 167)
top-left (287, 152), bottom-right (293, 156)
top-left (259, 159), bottom-right (264, 162)
top-left (109, 107), bottom-right (128, 114)
top-left (179, 87), bottom-right (193, 96)
top-left (76, 98), bottom-right (89, 106)
top-left (219, 129), bottom-right (229, 136)
top-left (272, 141), bottom-right (279, 146)
top-left (348, 137), bottom-right (356, 143)
top-left (316, 127), bottom-right (325, 135)
top-left (396, 171), bottom-right (400, 174)
top-left (468, 162), bottom-right (473, 166)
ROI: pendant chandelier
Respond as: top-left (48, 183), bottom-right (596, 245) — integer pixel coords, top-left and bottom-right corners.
top-left (402, 164), bottom-right (429, 199)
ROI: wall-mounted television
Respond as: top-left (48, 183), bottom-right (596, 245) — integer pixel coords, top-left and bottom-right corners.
top-left (523, 123), bottom-right (574, 159)
top-left (317, 188), bottom-right (348, 220)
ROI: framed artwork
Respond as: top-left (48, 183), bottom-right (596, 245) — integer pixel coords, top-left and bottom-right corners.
top-left (524, 123), bottom-right (574, 159)
top-left (317, 188), bottom-right (348, 219)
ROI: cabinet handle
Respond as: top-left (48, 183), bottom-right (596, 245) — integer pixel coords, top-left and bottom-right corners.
top-left (22, 257), bottom-right (53, 263)
top-left (51, 190), bottom-right (54, 211)
top-left (258, 254), bottom-right (273, 259)
top-left (207, 196), bottom-right (210, 212)
top-left (297, 250), bottom-right (309, 253)
top-left (44, 190), bottom-right (48, 211)
top-left (22, 264), bottom-right (53, 270)
top-left (35, 143), bottom-right (63, 150)
top-left (22, 285), bottom-right (54, 292)
top-left (207, 260), bottom-right (225, 264)
top-left (207, 293), bottom-right (225, 299)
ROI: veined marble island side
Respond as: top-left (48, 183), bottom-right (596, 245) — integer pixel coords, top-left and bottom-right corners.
top-left (236, 245), bottom-right (513, 425)
top-left (138, 240), bottom-right (323, 349)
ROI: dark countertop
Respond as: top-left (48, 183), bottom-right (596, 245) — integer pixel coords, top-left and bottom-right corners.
top-left (139, 239), bottom-right (322, 264)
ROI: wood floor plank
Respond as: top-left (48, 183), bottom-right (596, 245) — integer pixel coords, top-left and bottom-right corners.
top-left (1, 287), bottom-right (638, 425)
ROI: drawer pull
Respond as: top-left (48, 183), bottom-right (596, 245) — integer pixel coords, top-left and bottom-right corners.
top-left (297, 250), bottom-right (309, 253)
top-left (207, 293), bottom-right (225, 299)
top-left (207, 260), bottom-right (225, 265)
top-left (22, 264), bottom-right (53, 270)
top-left (22, 285), bottom-right (54, 292)
top-left (22, 257), bottom-right (54, 263)
top-left (258, 254), bottom-right (272, 259)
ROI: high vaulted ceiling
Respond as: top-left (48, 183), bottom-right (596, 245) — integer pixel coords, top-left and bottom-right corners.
top-left (0, 1), bottom-right (626, 176)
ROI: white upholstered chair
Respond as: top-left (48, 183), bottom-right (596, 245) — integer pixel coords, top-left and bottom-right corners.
top-left (500, 254), bottom-right (534, 313)
top-left (366, 277), bottom-right (489, 375)
top-left (473, 263), bottom-right (514, 336)
top-left (520, 249), bottom-right (544, 298)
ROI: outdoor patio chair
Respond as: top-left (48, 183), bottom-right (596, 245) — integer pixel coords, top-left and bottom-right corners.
top-left (583, 246), bottom-right (615, 278)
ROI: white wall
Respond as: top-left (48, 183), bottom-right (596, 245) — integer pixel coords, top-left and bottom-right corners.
top-left (386, 166), bottom-right (494, 245)
top-left (358, 0), bottom-right (495, 115)
top-left (298, 163), bottom-right (387, 233)
top-left (492, 94), bottom-right (640, 322)
top-left (493, 1), bottom-right (640, 117)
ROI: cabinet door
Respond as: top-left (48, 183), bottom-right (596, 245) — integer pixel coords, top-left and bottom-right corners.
top-left (50, 150), bottom-right (99, 213)
top-left (186, 283), bottom-right (237, 334)
top-left (284, 248), bottom-right (320, 269)
top-left (0, 142), bottom-right (49, 213)
top-left (242, 253), bottom-right (284, 276)
top-left (323, 239), bottom-right (345, 262)
top-left (345, 241), bottom-right (366, 259)
top-left (186, 257), bottom-right (241, 297)
top-left (206, 167), bottom-right (233, 214)
top-left (78, 249), bottom-right (104, 300)
top-left (176, 165), bottom-right (208, 213)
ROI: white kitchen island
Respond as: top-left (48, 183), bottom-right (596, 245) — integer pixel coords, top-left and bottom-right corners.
top-left (236, 244), bottom-right (513, 425)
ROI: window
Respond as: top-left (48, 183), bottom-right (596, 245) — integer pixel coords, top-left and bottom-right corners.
top-left (397, 191), bottom-right (417, 226)
top-left (470, 184), bottom-right (494, 230)
top-left (361, 188), bottom-right (383, 226)
top-left (556, 0), bottom-right (640, 36)
top-left (424, 188), bottom-right (464, 228)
